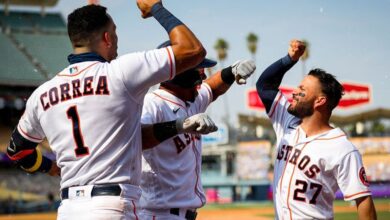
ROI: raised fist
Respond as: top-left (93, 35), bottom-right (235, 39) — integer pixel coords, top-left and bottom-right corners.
top-left (288, 39), bottom-right (306, 61)
top-left (231, 60), bottom-right (256, 85)
top-left (136, 0), bottom-right (161, 18)
top-left (176, 113), bottom-right (218, 135)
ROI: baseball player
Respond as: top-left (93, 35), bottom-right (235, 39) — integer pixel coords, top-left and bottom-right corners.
top-left (139, 40), bottom-right (256, 220)
top-left (5, 1), bottom-right (217, 219)
top-left (256, 40), bottom-right (377, 219)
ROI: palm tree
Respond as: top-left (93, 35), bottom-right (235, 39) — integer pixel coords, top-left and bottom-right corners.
top-left (214, 38), bottom-right (229, 68)
top-left (214, 38), bottom-right (230, 125)
top-left (246, 32), bottom-right (259, 86)
top-left (301, 39), bottom-right (310, 78)
top-left (247, 32), bottom-right (258, 58)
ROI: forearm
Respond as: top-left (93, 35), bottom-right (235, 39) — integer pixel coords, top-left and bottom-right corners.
top-left (256, 55), bottom-right (296, 112)
top-left (142, 120), bottom-right (179, 150)
top-left (356, 196), bottom-right (377, 220)
top-left (205, 70), bottom-right (232, 101)
top-left (142, 113), bottom-right (217, 150)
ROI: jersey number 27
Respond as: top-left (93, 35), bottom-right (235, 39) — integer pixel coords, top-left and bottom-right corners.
top-left (293, 179), bottom-right (322, 204)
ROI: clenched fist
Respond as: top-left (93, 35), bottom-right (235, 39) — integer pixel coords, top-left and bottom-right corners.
top-left (137, 0), bottom-right (161, 18)
top-left (176, 113), bottom-right (218, 135)
top-left (231, 60), bottom-right (256, 85)
top-left (288, 39), bottom-right (306, 61)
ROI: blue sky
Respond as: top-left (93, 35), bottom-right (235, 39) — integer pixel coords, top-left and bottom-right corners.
top-left (35, 0), bottom-right (390, 124)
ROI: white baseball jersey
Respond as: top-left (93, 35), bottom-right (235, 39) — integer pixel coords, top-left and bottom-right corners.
top-left (140, 83), bottom-right (213, 209)
top-left (269, 92), bottom-right (371, 219)
top-left (17, 47), bottom-right (176, 193)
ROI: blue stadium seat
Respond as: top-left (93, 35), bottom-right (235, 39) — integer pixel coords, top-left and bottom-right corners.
top-left (0, 32), bottom-right (46, 86)
top-left (0, 11), bottom-right (66, 32)
top-left (13, 33), bottom-right (72, 77)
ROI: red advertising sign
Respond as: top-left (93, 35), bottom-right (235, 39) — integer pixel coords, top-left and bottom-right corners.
top-left (247, 82), bottom-right (371, 110)
top-left (247, 89), bottom-right (262, 110)
top-left (247, 86), bottom-right (294, 110)
top-left (338, 82), bottom-right (371, 108)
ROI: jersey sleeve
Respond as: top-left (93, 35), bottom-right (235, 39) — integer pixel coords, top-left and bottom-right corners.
top-left (141, 94), bottom-right (161, 124)
top-left (336, 150), bottom-right (371, 201)
top-left (113, 47), bottom-right (176, 103)
top-left (193, 83), bottom-right (213, 113)
top-left (267, 91), bottom-right (299, 138)
top-left (17, 92), bottom-right (45, 143)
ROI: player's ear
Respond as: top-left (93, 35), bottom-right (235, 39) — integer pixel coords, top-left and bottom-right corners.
top-left (103, 31), bottom-right (111, 48)
top-left (314, 96), bottom-right (327, 109)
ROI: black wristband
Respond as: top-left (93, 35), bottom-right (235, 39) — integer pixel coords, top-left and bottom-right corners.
top-left (38, 156), bottom-right (53, 173)
top-left (221, 66), bottom-right (235, 85)
top-left (151, 3), bottom-right (183, 34)
top-left (153, 120), bottom-right (178, 142)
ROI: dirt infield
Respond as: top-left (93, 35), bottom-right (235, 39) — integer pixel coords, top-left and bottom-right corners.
top-left (0, 213), bottom-right (55, 220)
top-left (0, 202), bottom-right (388, 220)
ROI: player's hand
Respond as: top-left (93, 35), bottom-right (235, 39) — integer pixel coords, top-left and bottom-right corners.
top-left (136, 0), bottom-right (162, 19)
top-left (48, 161), bottom-right (60, 177)
top-left (288, 39), bottom-right (306, 61)
top-left (177, 113), bottom-right (218, 135)
top-left (231, 60), bottom-right (256, 85)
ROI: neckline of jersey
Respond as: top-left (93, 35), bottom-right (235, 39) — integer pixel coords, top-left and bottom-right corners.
top-left (67, 52), bottom-right (107, 64)
top-left (296, 126), bottom-right (345, 145)
top-left (153, 89), bottom-right (187, 109)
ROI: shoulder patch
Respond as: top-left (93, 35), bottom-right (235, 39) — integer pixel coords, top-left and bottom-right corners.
top-left (359, 167), bottom-right (370, 186)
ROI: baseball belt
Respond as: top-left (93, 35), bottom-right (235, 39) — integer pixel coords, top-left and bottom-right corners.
top-left (61, 184), bottom-right (121, 200)
top-left (170, 208), bottom-right (197, 220)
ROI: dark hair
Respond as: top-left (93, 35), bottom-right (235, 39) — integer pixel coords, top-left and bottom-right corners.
top-left (67, 4), bottom-right (111, 47)
top-left (308, 68), bottom-right (344, 111)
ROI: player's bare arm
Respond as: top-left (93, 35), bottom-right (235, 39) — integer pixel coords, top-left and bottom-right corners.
top-left (142, 113), bottom-right (218, 150)
top-left (356, 196), bottom-right (377, 220)
top-left (137, 0), bottom-right (205, 74)
top-left (205, 60), bottom-right (256, 101)
top-left (256, 39), bottom-right (306, 113)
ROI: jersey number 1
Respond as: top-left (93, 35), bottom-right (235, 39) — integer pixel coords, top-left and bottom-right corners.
top-left (67, 106), bottom-right (90, 157)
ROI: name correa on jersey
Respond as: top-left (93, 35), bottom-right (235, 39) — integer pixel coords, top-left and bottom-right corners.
top-left (40, 75), bottom-right (110, 111)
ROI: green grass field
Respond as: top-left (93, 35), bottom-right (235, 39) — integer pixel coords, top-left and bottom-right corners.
top-left (202, 198), bottom-right (390, 220)
top-left (332, 199), bottom-right (390, 220)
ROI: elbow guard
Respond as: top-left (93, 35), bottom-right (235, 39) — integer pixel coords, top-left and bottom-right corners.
top-left (7, 128), bottom-right (52, 173)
